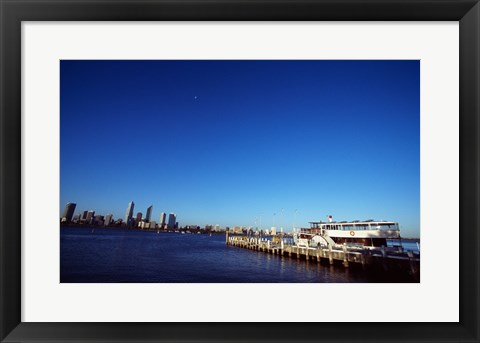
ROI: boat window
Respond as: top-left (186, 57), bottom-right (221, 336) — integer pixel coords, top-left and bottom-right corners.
top-left (375, 223), bottom-right (399, 230)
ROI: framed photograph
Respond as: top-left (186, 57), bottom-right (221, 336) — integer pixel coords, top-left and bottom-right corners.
top-left (1, 0), bottom-right (478, 342)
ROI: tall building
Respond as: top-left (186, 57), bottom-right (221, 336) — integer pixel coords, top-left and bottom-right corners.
top-left (81, 210), bottom-right (88, 222)
top-left (125, 201), bottom-right (135, 226)
top-left (61, 202), bottom-right (76, 223)
top-left (94, 215), bottom-right (104, 226)
top-left (104, 214), bottom-right (113, 226)
top-left (145, 205), bottom-right (153, 223)
top-left (168, 213), bottom-right (176, 229)
top-left (159, 212), bottom-right (166, 227)
top-left (86, 210), bottom-right (95, 225)
top-left (134, 212), bottom-right (142, 227)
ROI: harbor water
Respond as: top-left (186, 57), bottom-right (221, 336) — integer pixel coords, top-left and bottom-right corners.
top-left (60, 226), bottom-right (419, 283)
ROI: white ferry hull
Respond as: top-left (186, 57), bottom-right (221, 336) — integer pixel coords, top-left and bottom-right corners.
top-left (295, 219), bottom-right (402, 248)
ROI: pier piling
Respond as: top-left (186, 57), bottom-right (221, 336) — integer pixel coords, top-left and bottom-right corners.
top-left (342, 244), bottom-right (349, 268)
top-left (328, 245), bottom-right (334, 265)
top-left (226, 235), bottom-right (420, 278)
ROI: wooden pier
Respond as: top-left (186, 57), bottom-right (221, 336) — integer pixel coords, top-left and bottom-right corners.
top-left (226, 233), bottom-right (420, 279)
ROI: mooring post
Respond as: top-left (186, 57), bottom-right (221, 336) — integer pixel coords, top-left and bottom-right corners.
top-left (361, 249), bottom-right (366, 270)
top-left (381, 245), bottom-right (386, 257)
top-left (407, 251), bottom-right (417, 275)
top-left (226, 230), bottom-right (229, 245)
top-left (342, 243), bottom-right (349, 267)
top-left (328, 245), bottom-right (333, 265)
top-left (381, 245), bottom-right (388, 271)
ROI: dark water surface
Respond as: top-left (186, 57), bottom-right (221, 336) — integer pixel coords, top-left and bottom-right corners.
top-left (60, 226), bottom-right (417, 283)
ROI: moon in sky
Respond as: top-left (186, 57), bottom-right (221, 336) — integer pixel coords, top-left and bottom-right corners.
top-left (194, 96), bottom-right (198, 100)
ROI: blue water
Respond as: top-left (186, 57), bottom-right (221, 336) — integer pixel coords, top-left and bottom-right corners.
top-left (60, 227), bottom-right (417, 283)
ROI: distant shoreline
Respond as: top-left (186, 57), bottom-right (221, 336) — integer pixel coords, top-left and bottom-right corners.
top-left (60, 224), bottom-right (228, 235)
top-left (59, 224), bottom-right (419, 241)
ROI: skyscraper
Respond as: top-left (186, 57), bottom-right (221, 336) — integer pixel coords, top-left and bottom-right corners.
top-left (86, 210), bottom-right (95, 225)
top-left (168, 213), bottom-right (176, 229)
top-left (104, 214), bottom-right (113, 226)
top-left (125, 201), bottom-right (134, 226)
top-left (61, 202), bottom-right (76, 223)
top-left (145, 205), bottom-right (153, 223)
top-left (134, 212), bottom-right (142, 227)
top-left (81, 210), bottom-right (88, 222)
top-left (159, 212), bottom-right (166, 227)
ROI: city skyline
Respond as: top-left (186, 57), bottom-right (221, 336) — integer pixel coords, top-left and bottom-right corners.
top-left (60, 199), bottom-right (421, 240)
top-left (60, 60), bottom-right (420, 237)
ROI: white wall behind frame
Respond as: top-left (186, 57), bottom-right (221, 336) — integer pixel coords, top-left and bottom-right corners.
top-left (22, 22), bottom-right (458, 322)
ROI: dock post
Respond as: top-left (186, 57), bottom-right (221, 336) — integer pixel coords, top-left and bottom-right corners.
top-left (226, 230), bottom-right (229, 245)
top-left (316, 246), bottom-right (320, 262)
top-left (361, 249), bottom-right (366, 270)
top-left (328, 245), bottom-right (333, 265)
top-left (407, 251), bottom-right (418, 275)
top-left (381, 245), bottom-right (388, 271)
top-left (342, 244), bottom-right (349, 268)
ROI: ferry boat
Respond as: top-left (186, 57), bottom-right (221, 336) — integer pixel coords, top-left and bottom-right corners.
top-left (293, 217), bottom-right (401, 249)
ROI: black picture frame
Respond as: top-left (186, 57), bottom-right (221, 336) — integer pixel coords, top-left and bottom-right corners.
top-left (1, 0), bottom-right (478, 342)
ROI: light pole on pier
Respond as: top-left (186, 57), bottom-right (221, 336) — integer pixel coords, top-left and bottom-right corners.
top-left (281, 208), bottom-right (284, 234)
top-left (294, 209), bottom-right (298, 231)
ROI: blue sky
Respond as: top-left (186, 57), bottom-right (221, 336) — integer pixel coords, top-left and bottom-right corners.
top-left (60, 60), bottom-right (420, 237)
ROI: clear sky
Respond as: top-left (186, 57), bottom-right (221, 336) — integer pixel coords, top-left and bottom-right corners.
top-left (60, 60), bottom-right (420, 237)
